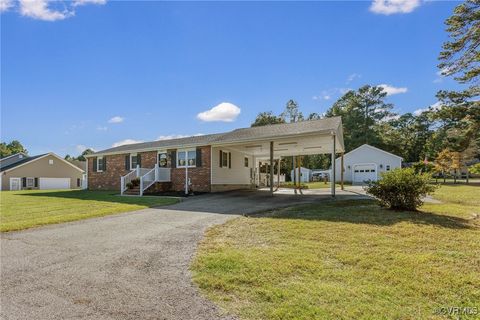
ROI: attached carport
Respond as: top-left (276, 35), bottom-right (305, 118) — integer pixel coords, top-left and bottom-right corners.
top-left (211, 117), bottom-right (345, 197)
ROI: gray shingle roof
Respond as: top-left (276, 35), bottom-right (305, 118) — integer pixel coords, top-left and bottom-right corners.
top-left (0, 154), bottom-right (48, 172)
top-left (91, 117), bottom-right (342, 156)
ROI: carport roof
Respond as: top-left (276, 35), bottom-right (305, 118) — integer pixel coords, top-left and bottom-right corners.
top-left (89, 116), bottom-right (343, 156)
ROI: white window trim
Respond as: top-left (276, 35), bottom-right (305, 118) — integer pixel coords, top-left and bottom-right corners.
top-left (26, 177), bottom-right (35, 188)
top-left (130, 153), bottom-right (138, 170)
top-left (177, 149), bottom-right (196, 168)
top-left (221, 151), bottom-right (229, 168)
top-left (48, 159), bottom-right (54, 165)
top-left (97, 157), bottom-right (103, 172)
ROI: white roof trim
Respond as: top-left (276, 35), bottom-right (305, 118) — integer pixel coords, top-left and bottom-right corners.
top-left (336, 144), bottom-right (403, 161)
top-left (3, 152), bottom-right (85, 174)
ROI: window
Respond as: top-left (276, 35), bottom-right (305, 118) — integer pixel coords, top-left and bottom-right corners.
top-left (130, 154), bottom-right (138, 170)
top-left (360, 170), bottom-right (364, 172)
top-left (371, 169), bottom-right (376, 172)
top-left (26, 177), bottom-right (34, 188)
top-left (244, 157), bottom-right (249, 168)
top-left (97, 157), bottom-right (104, 172)
top-left (77, 178), bottom-right (81, 187)
top-left (49, 159), bottom-right (53, 165)
top-left (386, 165), bottom-right (391, 171)
top-left (222, 151), bottom-right (228, 167)
top-left (354, 170), bottom-right (359, 173)
top-left (158, 153), bottom-right (167, 167)
top-left (177, 150), bottom-right (196, 168)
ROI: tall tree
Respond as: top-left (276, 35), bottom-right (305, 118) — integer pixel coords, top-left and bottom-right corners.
top-left (281, 99), bottom-right (303, 123)
top-left (435, 0), bottom-right (480, 155)
top-left (251, 112), bottom-right (285, 127)
top-left (76, 148), bottom-right (95, 161)
top-left (325, 85), bottom-right (394, 151)
top-left (0, 140), bottom-right (28, 158)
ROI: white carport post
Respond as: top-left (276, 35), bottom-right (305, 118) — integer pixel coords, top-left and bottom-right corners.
top-left (331, 133), bottom-right (336, 197)
top-left (270, 141), bottom-right (274, 196)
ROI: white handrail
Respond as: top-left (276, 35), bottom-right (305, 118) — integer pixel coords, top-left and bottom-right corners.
top-left (121, 169), bottom-right (137, 195)
top-left (140, 167), bottom-right (156, 196)
top-left (121, 165), bottom-right (172, 196)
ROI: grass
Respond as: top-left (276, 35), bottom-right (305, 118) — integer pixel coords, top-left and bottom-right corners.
top-left (191, 184), bottom-right (480, 320)
top-left (0, 190), bottom-right (179, 232)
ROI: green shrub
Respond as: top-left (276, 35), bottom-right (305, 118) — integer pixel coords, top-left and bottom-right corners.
top-left (131, 178), bottom-right (140, 187)
top-left (469, 163), bottom-right (480, 175)
top-left (279, 182), bottom-right (309, 189)
top-left (365, 168), bottom-right (437, 211)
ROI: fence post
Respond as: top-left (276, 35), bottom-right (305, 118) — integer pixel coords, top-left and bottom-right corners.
top-left (136, 165), bottom-right (140, 177)
top-left (121, 176), bottom-right (124, 195)
top-left (140, 177), bottom-right (143, 196)
top-left (155, 163), bottom-right (159, 181)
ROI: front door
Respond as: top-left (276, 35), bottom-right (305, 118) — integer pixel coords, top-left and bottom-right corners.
top-left (10, 178), bottom-right (21, 191)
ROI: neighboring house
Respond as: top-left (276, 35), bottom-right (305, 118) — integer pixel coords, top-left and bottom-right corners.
top-left (334, 144), bottom-right (402, 184)
top-left (0, 153), bottom-right (85, 191)
top-left (290, 167), bottom-right (311, 183)
top-left (86, 117), bottom-right (345, 196)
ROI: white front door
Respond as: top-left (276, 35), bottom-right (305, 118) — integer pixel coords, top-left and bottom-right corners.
top-left (39, 178), bottom-right (71, 190)
top-left (10, 178), bottom-right (21, 191)
top-left (353, 164), bottom-right (377, 184)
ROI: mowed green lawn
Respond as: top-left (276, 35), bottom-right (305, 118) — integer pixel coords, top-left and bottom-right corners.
top-left (191, 184), bottom-right (480, 320)
top-left (0, 190), bottom-right (178, 232)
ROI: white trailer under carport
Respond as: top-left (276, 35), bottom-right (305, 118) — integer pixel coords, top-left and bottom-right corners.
top-left (334, 144), bottom-right (402, 184)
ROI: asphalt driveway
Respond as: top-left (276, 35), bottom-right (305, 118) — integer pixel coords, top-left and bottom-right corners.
top-left (1, 189), bottom-right (366, 320)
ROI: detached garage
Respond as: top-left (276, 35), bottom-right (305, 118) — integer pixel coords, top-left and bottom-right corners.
top-left (334, 144), bottom-right (402, 184)
top-left (0, 153), bottom-right (85, 191)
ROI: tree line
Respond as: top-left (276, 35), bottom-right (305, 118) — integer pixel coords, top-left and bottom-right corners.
top-left (251, 0), bottom-right (479, 176)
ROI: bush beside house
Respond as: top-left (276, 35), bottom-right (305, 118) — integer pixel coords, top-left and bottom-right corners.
top-left (365, 168), bottom-right (437, 211)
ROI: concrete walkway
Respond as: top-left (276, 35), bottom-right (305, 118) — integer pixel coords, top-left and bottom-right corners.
top-left (0, 189), bottom-right (367, 320)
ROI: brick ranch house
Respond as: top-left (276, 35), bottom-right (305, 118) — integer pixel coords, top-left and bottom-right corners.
top-left (86, 117), bottom-right (345, 196)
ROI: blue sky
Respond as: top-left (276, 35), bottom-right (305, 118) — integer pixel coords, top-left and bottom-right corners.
top-left (1, 0), bottom-right (460, 156)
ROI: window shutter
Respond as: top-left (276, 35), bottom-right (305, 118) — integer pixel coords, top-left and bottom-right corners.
top-left (229, 152), bottom-right (232, 168)
top-left (93, 158), bottom-right (97, 172)
top-left (219, 150), bottom-right (223, 167)
top-left (170, 150), bottom-right (176, 168)
top-left (103, 157), bottom-right (107, 171)
top-left (137, 154), bottom-right (142, 168)
top-left (125, 155), bottom-right (130, 170)
top-left (196, 148), bottom-right (202, 167)
top-left (22, 177), bottom-right (26, 188)
top-left (34, 178), bottom-right (39, 188)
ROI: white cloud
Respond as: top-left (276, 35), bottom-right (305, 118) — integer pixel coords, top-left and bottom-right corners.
top-left (112, 139), bottom-right (144, 148)
top-left (108, 116), bottom-right (124, 124)
top-left (72, 0), bottom-right (106, 6)
top-left (197, 102), bottom-right (241, 122)
top-left (378, 84), bottom-right (408, 96)
top-left (0, 0), bottom-right (13, 12)
top-left (346, 73), bottom-right (361, 84)
top-left (96, 126), bottom-right (108, 131)
top-left (6, 0), bottom-right (106, 21)
top-left (312, 94), bottom-right (330, 101)
top-left (156, 133), bottom-right (204, 141)
top-left (19, 0), bottom-right (73, 21)
top-left (370, 0), bottom-right (421, 15)
top-left (413, 101), bottom-right (442, 116)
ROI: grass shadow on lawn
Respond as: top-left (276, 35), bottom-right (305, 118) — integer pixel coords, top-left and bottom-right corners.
top-left (14, 190), bottom-right (177, 207)
top-left (253, 199), bottom-right (475, 230)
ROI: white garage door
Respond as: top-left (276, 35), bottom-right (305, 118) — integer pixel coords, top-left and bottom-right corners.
top-left (39, 178), bottom-right (71, 190)
top-left (353, 164), bottom-right (377, 184)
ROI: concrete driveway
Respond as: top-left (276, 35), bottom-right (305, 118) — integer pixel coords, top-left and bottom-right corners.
top-left (1, 189), bottom-right (366, 320)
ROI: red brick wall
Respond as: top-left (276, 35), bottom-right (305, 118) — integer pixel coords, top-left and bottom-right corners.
top-left (87, 154), bottom-right (129, 190)
top-left (87, 151), bottom-right (157, 191)
top-left (87, 148), bottom-right (211, 192)
top-left (170, 146), bottom-right (211, 193)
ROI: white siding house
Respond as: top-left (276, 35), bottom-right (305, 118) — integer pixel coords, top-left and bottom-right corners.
top-left (290, 167), bottom-right (311, 183)
top-left (335, 144), bottom-right (402, 184)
